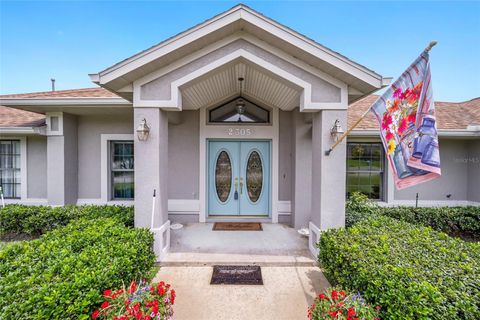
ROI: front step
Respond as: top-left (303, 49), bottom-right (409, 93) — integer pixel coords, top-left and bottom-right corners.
top-left (159, 252), bottom-right (317, 267)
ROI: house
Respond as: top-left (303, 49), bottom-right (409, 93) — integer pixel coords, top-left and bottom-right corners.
top-left (1, 4), bottom-right (479, 259)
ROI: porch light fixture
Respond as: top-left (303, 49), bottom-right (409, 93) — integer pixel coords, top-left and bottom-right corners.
top-left (236, 77), bottom-right (246, 116)
top-left (330, 119), bottom-right (344, 142)
top-left (136, 118), bottom-right (150, 141)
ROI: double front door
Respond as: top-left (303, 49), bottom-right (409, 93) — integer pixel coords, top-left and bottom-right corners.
top-left (208, 141), bottom-right (270, 216)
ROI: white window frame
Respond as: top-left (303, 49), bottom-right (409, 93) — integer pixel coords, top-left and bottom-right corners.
top-left (0, 137), bottom-right (27, 201)
top-left (100, 134), bottom-right (134, 204)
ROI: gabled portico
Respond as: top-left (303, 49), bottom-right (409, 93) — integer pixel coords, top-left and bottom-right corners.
top-left (89, 4), bottom-right (388, 259)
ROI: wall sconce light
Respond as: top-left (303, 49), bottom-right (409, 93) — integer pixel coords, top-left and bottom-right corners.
top-left (136, 118), bottom-right (150, 141)
top-left (325, 119), bottom-right (345, 156)
top-left (330, 119), bottom-right (344, 142)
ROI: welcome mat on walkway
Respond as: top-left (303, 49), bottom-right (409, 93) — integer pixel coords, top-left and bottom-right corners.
top-left (212, 222), bottom-right (262, 231)
top-left (210, 265), bottom-right (263, 285)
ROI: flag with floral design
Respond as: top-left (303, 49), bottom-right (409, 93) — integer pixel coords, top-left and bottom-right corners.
top-left (371, 52), bottom-right (441, 190)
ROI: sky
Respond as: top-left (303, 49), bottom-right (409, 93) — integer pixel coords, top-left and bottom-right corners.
top-left (0, 1), bottom-right (479, 102)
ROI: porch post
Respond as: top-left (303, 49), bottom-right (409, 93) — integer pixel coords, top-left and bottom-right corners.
top-left (134, 108), bottom-right (170, 260)
top-left (310, 110), bottom-right (347, 255)
top-left (47, 112), bottom-right (78, 205)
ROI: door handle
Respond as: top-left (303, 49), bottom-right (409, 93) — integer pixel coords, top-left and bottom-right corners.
top-left (240, 177), bottom-right (243, 195)
top-left (234, 177), bottom-right (239, 200)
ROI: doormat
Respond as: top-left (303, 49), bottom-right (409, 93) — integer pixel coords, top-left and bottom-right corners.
top-left (210, 265), bottom-right (263, 285)
top-left (212, 222), bottom-right (262, 231)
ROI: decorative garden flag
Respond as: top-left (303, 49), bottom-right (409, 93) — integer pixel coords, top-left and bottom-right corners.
top-left (371, 52), bottom-right (441, 190)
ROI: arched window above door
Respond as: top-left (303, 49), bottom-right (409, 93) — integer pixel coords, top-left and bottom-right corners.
top-left (209, 97), bottom-right (270, 124)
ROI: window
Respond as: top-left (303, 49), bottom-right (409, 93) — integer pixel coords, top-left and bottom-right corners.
top-left (110, 141), bottom-right (134, 200)
top-left (0, 140), bottom-right (21, 199)
top-left (209, 97), bottom-right (270, 123)
top-left (346, 142), bottom-right (384, 200)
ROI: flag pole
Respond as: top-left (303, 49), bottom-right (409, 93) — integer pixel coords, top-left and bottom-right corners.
top-left (325, 40), bottom-right (437, 156)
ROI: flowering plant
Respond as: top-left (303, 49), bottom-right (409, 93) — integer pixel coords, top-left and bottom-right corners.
top-left (308, 288), bottom-right (380, 320)
top-left (92, 280), bottom-right (175, 320)
top-left (381, 82), bottom-right (423, 155)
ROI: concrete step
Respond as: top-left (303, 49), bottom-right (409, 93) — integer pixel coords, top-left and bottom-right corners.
top-left (160, 252), bottom-right (317, 267)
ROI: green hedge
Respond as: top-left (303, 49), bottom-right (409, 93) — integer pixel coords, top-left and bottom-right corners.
top-left (319, 215), bottom-right (480, 319)
top-left (0, 218), bottom-right (156, 319)
top-left (0, 204), bottom-right (134, 237)
top-left (346, 192), bottom-right (480, 240)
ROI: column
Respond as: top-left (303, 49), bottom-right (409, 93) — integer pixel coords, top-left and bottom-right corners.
top-left (311, 110), bottom-right (347, 230)
top-left (133, 108), bottom-right (169, 229)
top-left (47, 113), bottom-right (78, 205)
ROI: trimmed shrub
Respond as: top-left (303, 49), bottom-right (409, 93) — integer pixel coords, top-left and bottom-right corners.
top-left (379, 205), bottom-right (480, 241)
top-left (345, 192), bottom-right (380, 227)
top-left (345, 192), bottom-right (480, 240)
top-left (0, 204), bottom-right (134, 237)
top-left (0, 218), bottom-right (156, 319)
top-left (319, 215), bottom-right (480, 319)
top-left (308, 288), bottom-right (380, 320)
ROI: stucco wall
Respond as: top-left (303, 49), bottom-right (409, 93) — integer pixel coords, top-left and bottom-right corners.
top-left (394, 139), bottom-right (470, 201)
top-left (168, 111), bottom-right (200, 199)
top-left (77, 113), bottom-right (133, 199)
top-left (278, 110), bottom-right (292, 201)
top-left (141, 39), bottom-right (341, 103)
top-left (26, 135), bottom-right (47, 198)
top-left (467, 139), bottom-right (480, 202)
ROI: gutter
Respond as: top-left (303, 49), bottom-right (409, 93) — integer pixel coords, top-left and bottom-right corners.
top-left (0, 126), bottom-right (43, 135)
top-left (0, 98), bottom-right (131, 106)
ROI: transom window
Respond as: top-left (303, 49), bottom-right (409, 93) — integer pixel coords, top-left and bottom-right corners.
top-left (209, 97), bottom-right (270, 123)
top-left (110, 141), bottom-right (134, 200)
top-left (346, 142), bottom-right (384, 200)
top-left (0, 140), bottom-right (21, 199)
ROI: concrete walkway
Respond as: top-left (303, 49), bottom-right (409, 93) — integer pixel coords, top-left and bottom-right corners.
top-left (155, 223), bottom-right (330, 319)
top-left (154, 266), bottom-right (330, 320)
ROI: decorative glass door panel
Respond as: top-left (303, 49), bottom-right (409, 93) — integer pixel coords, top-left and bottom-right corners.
top-left (208, 141), bottom-right (270, 216)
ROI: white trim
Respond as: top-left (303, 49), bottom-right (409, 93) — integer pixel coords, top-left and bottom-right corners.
top-left (308, 221), bottom-right (320, 258)
top-left (0, 127), bottom-right (38, 135)
top-left (76, 198), bottom-right (134, 206)
top-left (378, 200), bottom-right (480, 207)
top-left (94, 5), bottom-right (384, 88)
top-left (134, 48), bottom-right (346, 111)
top-left (151, 220), bottom-right (171, 262)
top-left (0, 137), bottom-right (27, 201)
top-left (278, 200), bottom-right (291, 215)
top-left (168, 199), bottom-right (200, 213)
top-left (0, 98), bottom-right (130, 106)
top-left (100, 134), bottom-right (134, 203)
top-left (199, 107), bottom-right (279, 223)
top-left (45, 112), bottom-right (63, 136)
top-left (3, 198), bottom-right (48, 205)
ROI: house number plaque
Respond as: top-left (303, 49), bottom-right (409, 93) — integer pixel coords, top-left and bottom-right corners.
top-left (227, 128), bottom-right (254, 136)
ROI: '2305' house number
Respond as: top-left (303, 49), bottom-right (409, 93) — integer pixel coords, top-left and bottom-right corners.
top-left (227, 128), bottom-right (254, 136)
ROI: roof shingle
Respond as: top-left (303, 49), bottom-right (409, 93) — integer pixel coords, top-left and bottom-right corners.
top-left (348, 95), bottom-right (480, 130)
top-left (1, 88), bottom-right (478, 130)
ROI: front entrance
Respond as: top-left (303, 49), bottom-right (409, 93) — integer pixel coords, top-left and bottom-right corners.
top-left (208, 140), bottom-right (270, 216)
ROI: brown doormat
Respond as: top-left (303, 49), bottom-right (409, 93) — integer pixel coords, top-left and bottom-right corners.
top-left (210, 265), bottom-right (263, 285)
top-left (212, 222), bottom-right (262, 231)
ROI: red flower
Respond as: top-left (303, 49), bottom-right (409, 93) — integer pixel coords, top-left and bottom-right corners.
top-left (329, 310), bottom-right (338, 318)
top-left (347, 307), bottom-right (356, 317)
top-left (91, 309), bottom-right (100, 319)
top-left (103, 289), bottom-right (112, 298)
top-left (128, 281), bottom-right (137, 294)
top-left (339, 290), bottom-right (346, 297)
top-left (318, 293), bottom-right (327, 300)
top-left (337, 302), bottom-right (344, 307)
top-left (385, 130), bottom-right (394, 141)
top-left (331, 290), bottom-right (338, 301)
top-left (170, 289), bottom-right (176, 304)
top-left (398, 118), bottom-right (408, 134)
top-left (407, 112), bottom-right (417, 124)
top-left (101, 301), bottom-right (110, 309)
top-left (381, 113), bottom-right (392, 130)
top-left (157, 284), bottom-right (166, 296)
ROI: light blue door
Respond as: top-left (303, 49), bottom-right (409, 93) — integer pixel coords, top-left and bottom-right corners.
top-left (208, 140), bottom-right (270, 216)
